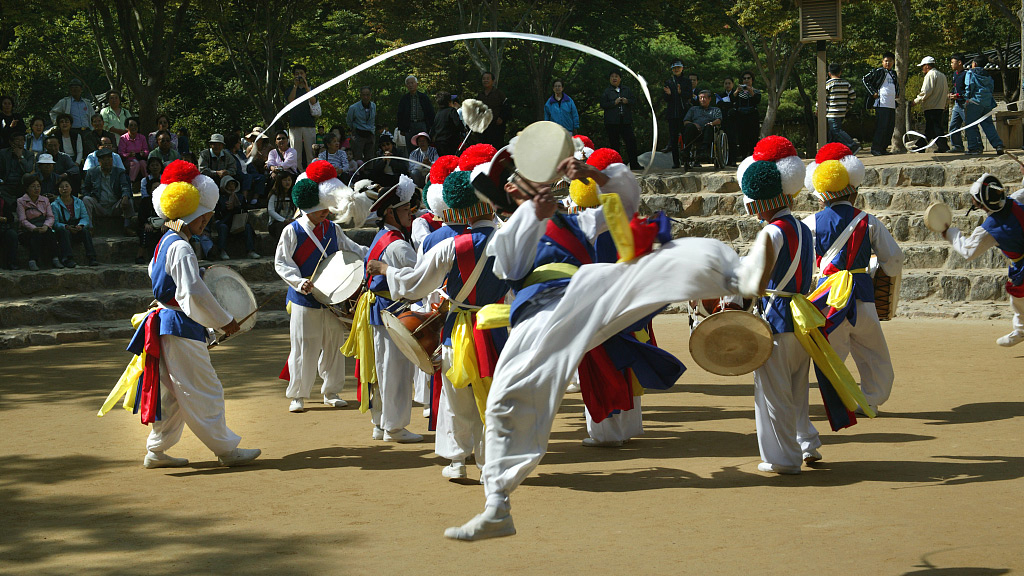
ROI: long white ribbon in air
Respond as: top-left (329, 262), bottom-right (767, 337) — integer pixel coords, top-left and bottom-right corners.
top-left (903, 107), bottom-right (997, 153)
top-left (262, 32), bottom-right (657, 175)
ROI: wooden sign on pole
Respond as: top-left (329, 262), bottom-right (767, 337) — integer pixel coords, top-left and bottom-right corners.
top-left (798, 0), bottom-right (844, 150)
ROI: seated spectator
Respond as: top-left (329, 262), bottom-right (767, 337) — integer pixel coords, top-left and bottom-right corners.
top-left (681, 90), bottom-right (723, 169)
top-left (52, 176), bottom-right (97, 266)
top-left (17, 174), bottom-right (68, 270)
top-left (36, 154), bottom-right (59, 201)
top-left (55, 113), bottom-right (84, 167)
top-left (118, 117), bottom-right (149, 184)
top-left (227, 133), bottom-right (265, 206)
top-left (180, 150), bottom-right (196, 164)
top-left (100, 90), bottom-right (131, 138)
top-left (365, 134), bottom-right (407, 189)
top-left (26, 117), bottom-right (47, 153)
top-left (189, 216), bottom-right (214, 260)
top-left (198, 133), bottom-right (236, 186)
top-left (176, 126), bottom-right (190, 155)
top-left (0, 132), bottom-right (37, 197)
top-left (82, 148), bottom-right (134, 231)
top-left (135, 157), bottom-right (166, 264)
top-left (83, 136), bottom-right (125, 171)
top-left (266, 171), bottom-right (296, 239)
top-left (1, 95), bottom-right (24, 150)
top-left (50, 79), bottom-right (94, 131)
top-left (243, 126), bottom-right (262, 157)
top-left (148, 130), bottom-right (181, 166)
top-left (214, 175), bottom-right (259, 260)
top-left (266, 130), bottom-right (298, 177)
top-left (42, 136), bottom-right (80, 191)
top-left (406, 132), bottom-right (437, 188)
top-left (147, 114), bottom-right (178, 150)
top-left (317, 132), bottom-right (351, 177)
top-left (247, 131), bottom-right (271, 175)
top-left (83, 113), bottom-right (117, 157)
top-left (0, 188), bottom-right (18, 269)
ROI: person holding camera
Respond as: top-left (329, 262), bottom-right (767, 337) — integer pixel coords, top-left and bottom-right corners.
top-left (600, 70), bottom-right (642, 170)
top-left (732, 71), bottom-right (762, 159)
top-left (287, 64), bottom-right (319, 170)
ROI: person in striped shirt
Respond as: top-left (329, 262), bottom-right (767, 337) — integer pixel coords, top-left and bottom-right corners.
top-left (825, 63), bottom-right (860, 153)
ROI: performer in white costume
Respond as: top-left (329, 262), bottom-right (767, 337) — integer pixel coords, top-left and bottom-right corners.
top-left (275, 160), bottom-right (370, 412)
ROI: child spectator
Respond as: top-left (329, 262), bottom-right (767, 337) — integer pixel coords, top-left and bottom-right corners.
top-left (267, 171), bottom-right (297, 239)
top-left (317, 132), bottom-right (351, 178)
top-left (214, 175), bottom-right (259, 260)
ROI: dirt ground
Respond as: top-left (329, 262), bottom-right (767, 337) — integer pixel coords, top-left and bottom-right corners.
top-left (1, 315), bottom-right (1022, 575)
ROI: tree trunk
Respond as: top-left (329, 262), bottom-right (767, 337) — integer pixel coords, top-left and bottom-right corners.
top-left (793, 67), bottom-right (818, 156)
top-left (891, 0), bottom-right (911, 153)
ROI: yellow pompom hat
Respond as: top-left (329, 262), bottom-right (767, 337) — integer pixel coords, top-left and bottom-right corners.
top-left (151, 160), bottom-right (219, 223)
top-left (804, 143), bottom-right (864, 202)
top-left (567, 177), bottom-right (600, 213)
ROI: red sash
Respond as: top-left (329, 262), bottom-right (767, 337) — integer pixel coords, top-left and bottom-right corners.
top-left (421, 213), bottom-right (443, 233)
top-left (454, 232), bottom-right (501, 377)
top-left (294, 221), bottom-right (329, 269)
top-left (544, 217), bottom-right (593, 265)
top-left (365, 230), bottom-right (404, 287)
top-left (137, 311), bottom-right (163, 425)
top-left (578, 346), bottom-right (634, 423)
top-left (819, 210), bottom-right (868, 275)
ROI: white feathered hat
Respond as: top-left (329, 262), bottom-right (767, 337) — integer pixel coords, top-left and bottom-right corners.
top-left (804, 143), bottom-right (865, 202)
top-left (736, 136), bottom-right (805, 215)
top-left (151, 160), bottom-right (219, 224)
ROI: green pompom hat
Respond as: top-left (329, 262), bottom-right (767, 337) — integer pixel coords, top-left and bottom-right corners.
top-left (291, 178), bottom-right (321, 211)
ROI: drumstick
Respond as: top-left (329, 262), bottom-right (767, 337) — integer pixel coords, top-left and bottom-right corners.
top-left (208, 294), bottom-right (278, 349)
top-left (306, 237), bottom-right (335, 281)
top-left (1003, 150), bottom-right (1024, 168)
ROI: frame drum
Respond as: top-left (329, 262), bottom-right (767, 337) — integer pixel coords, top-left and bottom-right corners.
top-left (688, 310), bottom-right (773, 376)
top-left (311, 250), bottom-right (364, 306)
top-left (204, 266), bottom-right (258, 335)
top-left (513, 121), bottom-right (574, 185)
top-left (381, 301), bottom-right (447, 374)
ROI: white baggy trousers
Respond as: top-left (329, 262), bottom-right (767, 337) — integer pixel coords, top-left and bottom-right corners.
top-left (286, 304), bottom-right (348, 400)
top-left (147, 335), bottom-right (242, 456)
top-left (369, 324), bottom-right (415, 431)
top-left (827, 301), bottom-right (894, 407)
top-left (435, 346), bottom-right (485, 463)
top-left (481, 238), bottom-right (741, 506)
top-left (752, 332), bottom-right (821, 469)
top-left (586, 396), bottom-right (643, 443)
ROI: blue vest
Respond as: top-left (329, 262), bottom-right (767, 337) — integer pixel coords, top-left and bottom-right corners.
top-left (442, 227), bottom-right (509, 344)
top-left (813, 204), bottom-right (874, 304)
top-left (594, 230), bottom-right (618, 264)
top-left (143, 230), bottom-right (207, 342)
top-left (421, 224), bottom-right (465, 254)
top-left (286, 219), bottom-right (340, 309)
top-left (982, 200), bottom-right (1024, 286)
top-left (761, 215), bottom-right (814, 334)
top-left (367, 228), bottom-right (408, 325)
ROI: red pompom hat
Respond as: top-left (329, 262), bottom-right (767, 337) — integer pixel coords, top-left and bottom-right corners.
top-left (304, 159), bottom-right (338, 183)
top-left (458, 143), bottom-right (497, 171)
top-left (429, 155), bottom-right (461, 185)
top-left (586, 148), bottom-right (623, 171)
top-left (161, 159), bottom-right (200, 185)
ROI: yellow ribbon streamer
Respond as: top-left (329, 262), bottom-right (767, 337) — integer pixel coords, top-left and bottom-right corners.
top-left (808, 268), bottom-right (867, 310)
top-left (340, 290), bottom-right (377, 413)
top-left (446, 311), bottom-right (492, 422)
top-left (97, 310), bottom-right (154, 417)
top-left (597, 193), bottom-right (635, 262)
top-left (477, 304), bottom-right (512, 330)
top-left (789, 294), bottom-right (875, 418)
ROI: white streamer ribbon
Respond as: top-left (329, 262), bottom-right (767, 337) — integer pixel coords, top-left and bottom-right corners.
top-left (260, 32), bottom-right (657, 176)
top-left (903, 107), bottom-right (997, 153)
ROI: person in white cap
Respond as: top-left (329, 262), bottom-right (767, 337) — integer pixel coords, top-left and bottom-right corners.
top-left (911, 56), bottom-right (950, 153)
top-left (275, 160), bottom-right (370, 412)
top-left (342, 174), bottom-right (422, 443)
top-left (198, 133), bottom-right (236, 186)
top-left (802, 143), bottom-right (903, 415)
top-left (943, 172), bottom-right (1024, 346)
top-left (112, 159), bottom-right (261, 469)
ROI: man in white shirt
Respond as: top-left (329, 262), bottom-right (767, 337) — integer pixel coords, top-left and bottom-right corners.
top-left (862, 52), bottom-right (900, 156)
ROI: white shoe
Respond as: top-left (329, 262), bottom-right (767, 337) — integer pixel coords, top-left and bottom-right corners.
top-left (582, 437), bottom-right (624, 448)
top-left (220, 252), bottom-right (231, 260)
top-left (565, 382), bottom-right (581, 393)
top-left (423, 407), bottom-right (431, 418)
top-left (996, 331), bottom-right (1024, 347)
top-left (323, 394), bottom-right (348, 408)
top-left (758, 462), bottom-right (801, 475)
top-left (442, 461), bottom-right (467, 479)
top-left (803, 448), bottom-right (823, 464)
top-left (372, 425), bottom-right (385, 440)
top-left (217, 447), bottom-right (261, 467)
top-left (143, 451), bottom-right (189, 469)
top-left (854, 404), bottom-right (879, 417)
top-left (247, 251), bottom-right (261, 259)
top-left (444, 506), bottom-right (516, 541)
top-left (289, 398), bottom-right (305, 412)
top-left (384, 428), bottom-right (423, 443)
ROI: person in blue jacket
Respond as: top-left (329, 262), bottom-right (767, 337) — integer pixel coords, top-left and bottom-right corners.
top-left (543, 79), bottom-right (579, 134)
top-left (963, 54), bottom-right (1004, 155)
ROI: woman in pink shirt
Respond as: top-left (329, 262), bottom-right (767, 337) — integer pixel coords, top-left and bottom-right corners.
top-left (265, 130), bottom-right (298, 176)
top-left (16, 174), bottom-right (69, 270)
top-left (119, 117), bottom-right (149, 183)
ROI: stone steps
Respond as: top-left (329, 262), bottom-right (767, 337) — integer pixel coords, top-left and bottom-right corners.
top-left (0, 309), bottom-right (290, 350)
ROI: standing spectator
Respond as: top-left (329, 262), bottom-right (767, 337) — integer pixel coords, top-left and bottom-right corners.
top-left (1, 95), bottom-right (24, 150)
top-left (964, 55), bottom-right (1004, 155)
top-left (717, 77), bottom-right (738, 165)
top-left (135, 157), bottom-right (165, 264)
top-left (347, 86), bottom-right (377, 163)
top-left (213, 175), bottom-right (259, 261)
top-left (147, 114), bottom-right (177, 150)
top-left (365, 134), bottom-right (407, 188)
top-left (176, 127), bottom-right (191, 156)
top-left (55, 113), bottom-right (84, 167)
top-left (42, 136), bottom-right (80, 190)
top-left (407, 132), bottom-right (438, 187)
top-left (862, 52), bottom-right (900, 156)
top-left (266, 130), bottom-right (298, 178)
top-left (198, 133), bottom-right (236, 186)
top-left (0, 132), bottom-right (37, 196)
top-left (686, 72), bottom-right (701, 111)
top-left (148, 130), bottom-right (181, 166)
top-left (947, 53), bottom-right (968, 153)
top-left (317, 132), bottom-right (351, 177)
top-left (36, 154), bottom-right (60, 200)
top-left (81, 148), bottom-right (134, 230)
top-left (825, 63), bottom-right (859, 152)
top-left (26, 117), bottom-right (47, 153)
top-left (84, 136), bottom-right (125, 171)
top-left (600, 70), bottom-right (641, 170)
top-left (100, 90), bottom-right (131, 138)
top-left (266, 172), bottom-right (296, 239)
top-left (50, 79), bottom-right (94, 131)
top-left (83, 113), bottom-right (116, 157)
top-left (118, 117), bottom-right (149, 184)
top-left (544, 79), bottom-right (580, 134)
top-left (286, 64), bottom-right (318, 169)
top-left (663, 60), bottom-right (689, 168)
top-left (397, 75), bottom-right (435, 155)
top-left (0, 189), bottom-right (18, 269)
top-left (732, 70), bottom-right (762, 159)
top-left (681, 90), bottom-right (723, 169)
top-left (475, 72), bottom-right (507, 147)
top-left (911, 56), bottom-right (949, 153)
top-left (431, 91), bottom-right (464, 157)
top-left (17, 174), bottom-right (67, 270)
top-left (52, 176), bottom-right (98, 266)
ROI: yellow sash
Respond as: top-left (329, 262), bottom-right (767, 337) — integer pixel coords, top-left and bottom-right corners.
top-left (808, 268), bottom-right (867, 311)
top-left (340, 290), bottom-right (377, 413)
top-left (477, 263), bottom-right (580, 330)
top-left (789, 294), bottom-right (876, 418)
top-left (447, 311), bottom-right (492, 422)
top-left (97, 311), bottom-right (152, 417)
top-left (597, 193), bottom-right (635, 262)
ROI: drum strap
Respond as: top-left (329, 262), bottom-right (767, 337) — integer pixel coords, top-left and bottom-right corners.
top-left (818, 210), bottom-right (867, 278)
